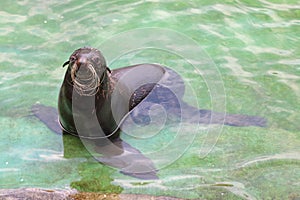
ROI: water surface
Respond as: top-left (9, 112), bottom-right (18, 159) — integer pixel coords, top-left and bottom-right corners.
top-left (0, 0), bottom-right (300, 199)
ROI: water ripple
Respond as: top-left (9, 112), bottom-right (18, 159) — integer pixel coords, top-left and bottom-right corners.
top-left (236, 152), bottom-right (300, 168)
top-left (259, 0), bottom-right (300, 11)
top-left (0, 11), bottom-right (27, 23)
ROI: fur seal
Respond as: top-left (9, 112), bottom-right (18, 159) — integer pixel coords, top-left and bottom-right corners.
top-left (32, 47), bottom-right (267, 179)
top-left (58, 47), bottom-right (266, 137)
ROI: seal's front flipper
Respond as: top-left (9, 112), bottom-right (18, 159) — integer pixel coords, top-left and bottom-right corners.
top-left (31, 104), bottom-right (158, 180)
top-left (93, 138), bottom-right (158, 180)
top-left (31, 104), bottom-right (62, 135)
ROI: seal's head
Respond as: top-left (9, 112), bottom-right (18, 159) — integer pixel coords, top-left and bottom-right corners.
top-left (63, 47), bottom-right (110, 96)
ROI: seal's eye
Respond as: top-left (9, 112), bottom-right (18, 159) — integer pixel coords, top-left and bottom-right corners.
top-left (70, 55), bottom-right (76, 63)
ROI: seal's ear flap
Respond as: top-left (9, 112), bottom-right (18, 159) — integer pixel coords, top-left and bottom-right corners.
top-left (106, 67), bottom-right (111, 73)
top-left (62, 61), bottom-right (70, 68)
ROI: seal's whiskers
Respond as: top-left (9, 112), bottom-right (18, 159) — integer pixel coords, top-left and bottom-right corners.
top-left (71, 63), bottom-right (100, 96)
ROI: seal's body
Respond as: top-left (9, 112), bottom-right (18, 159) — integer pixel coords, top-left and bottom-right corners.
top-left (58, 47), bottom-right (187, 141)
top-left (32, 47), bottom-right (267, 180)
top-left (58, 47), bottom-right (266, 141)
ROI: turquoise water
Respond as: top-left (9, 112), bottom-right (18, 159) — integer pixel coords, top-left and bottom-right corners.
top-left (1, 0), bottom-right (300, 199)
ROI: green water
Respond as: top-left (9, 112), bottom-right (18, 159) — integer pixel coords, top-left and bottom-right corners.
top-left (0, 0), bottom-right (300, 199)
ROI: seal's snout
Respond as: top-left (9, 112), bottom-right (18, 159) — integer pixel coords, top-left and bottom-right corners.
top-left (75, 55), bottom-right (89, 68)
top-left (65, 47), bottom-right (110, 96)
top-left (72, 53), bottom-right (98, 81)
top-left (73, 56), bottom-right (89, 76)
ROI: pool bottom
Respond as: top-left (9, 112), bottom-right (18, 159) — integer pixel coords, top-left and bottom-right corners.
top-left (0, 188), bottom-right (186, 200)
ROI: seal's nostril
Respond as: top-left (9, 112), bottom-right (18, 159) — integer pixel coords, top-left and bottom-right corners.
top-left (76, 57), bottom-right (87, 67)
top-left (76, 61), bottom-right (82, 68)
